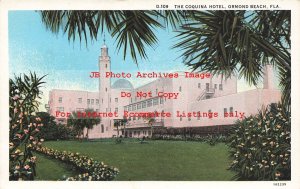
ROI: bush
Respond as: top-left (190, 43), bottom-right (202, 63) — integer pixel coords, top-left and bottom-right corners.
top-left (9, 73), bottom-right (45, 180)
top-left (33, 145), bottom-right (119, 181)
top-left (36, 112), bottom-right (76, 140)
top-left (152, 133), bottom-right (228, 144)
top-left (227, 103), bottom-right (291, 180)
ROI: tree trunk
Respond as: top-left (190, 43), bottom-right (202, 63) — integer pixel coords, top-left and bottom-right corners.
top-left (86, 128), bottom-right (89, 140)
top-left (123, 123), bottom-right (126, 137)
top-left (117, 125), bottom-right (119, 137)
top-left (151, 124), bottom-right (153, 138)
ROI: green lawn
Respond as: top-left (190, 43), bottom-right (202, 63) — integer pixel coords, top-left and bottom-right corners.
top-left (35, 139), bottom-right (234, 181)
top-left (34, 153), bottom-right (80, 180)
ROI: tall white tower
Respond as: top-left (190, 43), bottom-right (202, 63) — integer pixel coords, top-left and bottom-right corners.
top-left (99, 40), bottom-right (111, 134)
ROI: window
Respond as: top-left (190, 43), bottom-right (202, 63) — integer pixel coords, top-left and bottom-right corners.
top-left (76, 108), bottom-right (84, 112)
top-left (56, 107), bottom-right (64, 112)
top-left (179, 86), bottom-right (182, 92)
top-left (87, 99), bottom-right (90, 104)
top-left (105, 88), bottom-right (107, 92)
top-left (198, 83), bottom-right (201, 88)
top-left (124, 106), bottom-right (128, 111)
top-left (133, 116), bottom-right (136, 121)
top-left (214, 84), bottom-right (217, 89)
top-left (106, 126), bottom-right (108, 131)
top-left (142, 101), bottom-right (146, 108)
top-left (58, 97), bottom-right (62, 103)
top-left (219, 84), bottom-right (223, 90)
top-left (224, 108), bottom-right (228, 114)
top-left (230, 107), bottom-right (233, 113)
top-left (115, 98), bottom-right (118, 103)
top-left (133, 104), bottom-right (136, 111)
top-left (147, 100), bottom-right (152, 107)
top-left (153, 98), bottom-right (158, 106)
top-left (78, 98), bottom-right (82, 103)
top-left (180, 116), bottom-right (182, 121)
top-left (128, 106), bottom-right (132, 111)
top-left (160, 97), bottom-right (164, 104)
top-left (137, 103), bottom-right (141, 109)
top-left (206, 83), bottom-right (209, 90)
top-left (91, 99), bottom-right (94, 104)
top-left (106, 108), bottom-right (108, 112)
top-left (96, 99), bottom-right (99, 104)
top-left (115, 108), bottom-right (118, 113)
top-left (188, 117), bottom-right (191, 121)
top-left (105, 64), bottom-right (107, 68)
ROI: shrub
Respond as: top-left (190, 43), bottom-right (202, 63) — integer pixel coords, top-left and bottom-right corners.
top-left (36, 112), bottom-right (76, 140)
top-left (9, 73), bottom-right (45, 180)
top-left (227, 103), bottom-right (291, 180)
top-left (152, 133), bottom-right (228, 144)
top-left (33, 145), bottom-right (119, 181)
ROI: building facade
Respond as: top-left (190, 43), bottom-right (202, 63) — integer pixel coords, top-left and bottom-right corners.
top-left (47, 43), bottom-right (281, 138)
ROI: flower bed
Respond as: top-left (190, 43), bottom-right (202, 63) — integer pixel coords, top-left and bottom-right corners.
top-left (33, 146), bottom-right (119, 181)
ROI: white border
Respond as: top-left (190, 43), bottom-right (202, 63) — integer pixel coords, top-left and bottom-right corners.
top-left (1, 0), bottom-right (299, 189)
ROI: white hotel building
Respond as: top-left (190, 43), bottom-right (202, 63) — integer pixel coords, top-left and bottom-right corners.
top-left (48, 43), bottom-right (281, 138)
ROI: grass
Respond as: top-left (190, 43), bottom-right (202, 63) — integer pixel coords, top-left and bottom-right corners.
top-left (35, 139), bottom-right (234, 181)
top-left (34, 153), bottom-right (80, 180)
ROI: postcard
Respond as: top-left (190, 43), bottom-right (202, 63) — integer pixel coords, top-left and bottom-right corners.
top-left (0, 0), bottom-right (300, 189)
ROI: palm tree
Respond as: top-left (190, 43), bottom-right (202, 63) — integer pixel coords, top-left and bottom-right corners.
top-left (113, 119), bottom-right (121, 137)
top-left (67, 109), bottom-right (101, 140)
top-left (120, 117), bottom-right (129, 137)
top-left (84, 109), bottom-right (101, 139)
top-left (144, 117), bottom-right (155, 138)
top-left (120, 117), bottom-right (128, 137)
top-left (40, 10), bottom-right (290, 109)
top-left (67, 111), bottom-right (85, 140)
top-left (173, 11), bottom-right (290, 109)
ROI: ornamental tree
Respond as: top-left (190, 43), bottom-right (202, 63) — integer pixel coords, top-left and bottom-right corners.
top-left (9, 72), bottom-right (46, 180)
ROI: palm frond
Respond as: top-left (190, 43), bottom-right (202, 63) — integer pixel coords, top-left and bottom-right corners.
top-left (174, 10), bottom-right (290, 97)
top-left (111, 11), bottom-right (163, 64)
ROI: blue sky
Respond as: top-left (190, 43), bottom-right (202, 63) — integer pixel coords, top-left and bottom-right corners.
top-left (9, 11), bottom-right (270, 111)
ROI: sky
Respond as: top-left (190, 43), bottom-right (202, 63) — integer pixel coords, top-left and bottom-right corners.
top-left (8, 11), bottom-right (274, 111)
